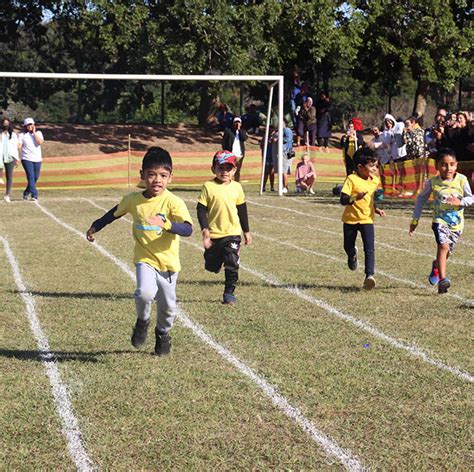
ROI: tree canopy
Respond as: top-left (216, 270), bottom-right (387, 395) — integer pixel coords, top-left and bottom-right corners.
top-left (0, 0), bottom-right (472, 124)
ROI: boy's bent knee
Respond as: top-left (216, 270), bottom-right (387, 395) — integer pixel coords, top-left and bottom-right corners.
top-left (134, 289), bottom-right (156, 303)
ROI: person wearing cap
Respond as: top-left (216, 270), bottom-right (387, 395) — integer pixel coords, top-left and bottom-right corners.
top-left (196, 150), bottom-right (252, 305)
top-left (19, 117), bottom-right (44, 201)
top-left (222, 116), bottom-right (247, 182)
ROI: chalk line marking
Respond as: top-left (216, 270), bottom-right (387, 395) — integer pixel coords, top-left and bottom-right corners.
top-left (86, 198), bottom-right (473, 383)
top-left (36, 200), bottom-right (366, 472)
top-left (249, 198), bottom-right (474, 248)
top-left (1, 235), bottom-right (95, 472)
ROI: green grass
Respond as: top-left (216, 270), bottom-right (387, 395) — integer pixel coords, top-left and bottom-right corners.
top-left (0, 185), bottom-right (473, 470)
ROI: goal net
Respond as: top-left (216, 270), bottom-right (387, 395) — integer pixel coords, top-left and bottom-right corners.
top-left (0, 72), bottom-right (286, 194)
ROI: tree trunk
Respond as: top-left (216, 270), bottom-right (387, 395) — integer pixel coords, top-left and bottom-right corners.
top-left (198, 84), bottom-right (218, 128)
top-left (413, 80), bottom-right (429, 125)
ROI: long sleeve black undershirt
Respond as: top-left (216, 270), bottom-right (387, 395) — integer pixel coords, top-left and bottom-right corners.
top-left (340, 193), bottom-right (352, 206)
top-left (91, 204), bottom-right (192, 237)
top-left (196, 202), bottom-right (250, 233)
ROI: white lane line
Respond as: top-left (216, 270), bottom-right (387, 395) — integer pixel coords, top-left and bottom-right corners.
top-left (259, 216), bottom-right (473, 268)
top-left (253, 231), bottom-right (473, 307)
top-left (37, 200), bottom-right (366, 472)
top-left (0, 235), bottom-right (95, 472)
top-left (249, 198), bottom-right (474, 247)
top-left (87, 198), bottom-right (474, 383)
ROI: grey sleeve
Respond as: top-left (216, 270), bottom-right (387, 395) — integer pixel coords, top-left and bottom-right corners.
top-left (461, 180), bottom-right (474, 207)
top-left (412, 180), bottom-right (433, 219)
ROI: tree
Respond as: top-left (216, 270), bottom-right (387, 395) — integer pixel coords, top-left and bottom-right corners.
top-left (354, 0), bottom-right (474, 121)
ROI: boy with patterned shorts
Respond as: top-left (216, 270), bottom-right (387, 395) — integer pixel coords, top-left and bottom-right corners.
top-left (410, 148), bottom-right (473, 294)
top-left (86, 147), bottom-right (193, 355)
top-left (197, 150), bottom-right (252, 305)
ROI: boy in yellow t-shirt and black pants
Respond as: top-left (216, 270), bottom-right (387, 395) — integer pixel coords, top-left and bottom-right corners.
top-left (197, 151), bottom-right (252, 305)
top-left (86, 147), bottom-right (193, 356)
top-left (340, 147), bottom-right (385, 290)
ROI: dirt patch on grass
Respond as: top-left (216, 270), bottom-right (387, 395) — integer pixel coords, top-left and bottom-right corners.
top-left (39, 123), bottom-right (263, 158)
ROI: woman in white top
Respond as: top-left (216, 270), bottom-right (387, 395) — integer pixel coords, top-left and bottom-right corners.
top-left (1, 118), bottom-right (20, 202)
top-left (19, 117), bottom-right (44, 201)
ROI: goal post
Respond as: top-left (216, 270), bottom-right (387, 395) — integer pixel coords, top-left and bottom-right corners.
top-left (0, 71), bottom-right (285, 196)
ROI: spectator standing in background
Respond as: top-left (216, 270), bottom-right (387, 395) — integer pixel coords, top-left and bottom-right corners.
top-left (315, 92), bottom-right (332, 152)
top-left (341, 122), bottom-right (364, 176)
top-left (289, 68), bottom-right (302, 129)
top-left (1, 117), bottom-right (20, 202)
top-left (216, 103), bottom-right (233, 131)
top-left (222, 116), bottom-right (247, 182)
top-left (297, 97), bottom-right (317, 147)
top-left (19, 117), bottom-right (44, 201)
top-left (403, 116), bottom-right (427, 196)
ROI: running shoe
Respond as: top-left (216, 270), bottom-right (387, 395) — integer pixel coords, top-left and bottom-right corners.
top-left (428, 260), bottom-right (439, 286)
top-left (363, 276), bottom-right (376, 291)
top-left (438, 277), bottom-right (451, 294)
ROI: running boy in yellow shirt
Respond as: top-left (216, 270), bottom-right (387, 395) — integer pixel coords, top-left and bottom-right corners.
top-left (197, 150), bottom-right (252, 305)
top-left (340, 147), bottom-right (385, 290)
top-left (86, 147), bottom-right (193, 355)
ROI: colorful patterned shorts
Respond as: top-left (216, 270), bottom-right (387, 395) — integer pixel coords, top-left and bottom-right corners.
top-left (432, 223), bottom-right (461, 255)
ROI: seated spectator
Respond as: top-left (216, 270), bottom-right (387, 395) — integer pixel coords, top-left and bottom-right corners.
top-left (341, 122), bottom-right (364, 175)
top-left (216, 103), bottom-right (233, 131)
top-left (241, 104), bottom-right (261, 134)
top-left (295, 152), bottom-right (316, 194)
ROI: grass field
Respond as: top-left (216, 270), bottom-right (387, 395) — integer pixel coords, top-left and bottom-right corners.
top-left (1, 184), bottom-right (473, 471)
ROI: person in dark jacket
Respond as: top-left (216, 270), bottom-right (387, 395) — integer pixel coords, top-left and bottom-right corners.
top-left (341, 122), bottom-right (365, 175)
top-left (315, 92), bottom-right (332, 151)
top-left (222, 117), bottom-right (248, 182)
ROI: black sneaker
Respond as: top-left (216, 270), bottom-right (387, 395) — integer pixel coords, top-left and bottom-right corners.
top-left (223, 292), bottom-right (237, 305)
top-left (348, 247), bottom-right (358, 271)
top-left (154, 328), bottom-right (171, 356)
top-left (131, 318), bottom-right (150, 348)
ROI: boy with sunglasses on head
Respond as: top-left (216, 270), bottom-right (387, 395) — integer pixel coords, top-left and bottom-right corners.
top-left (340, 147), bottom-right (385, 290)
top-left (86, 147), bottom-right (193, 356)
top-left (197, 150), bottom-right (252, 305)
top-left (409, 148), bottom-right (473, 294)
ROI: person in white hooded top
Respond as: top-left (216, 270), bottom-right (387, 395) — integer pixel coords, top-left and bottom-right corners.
top-left (382, 114), bottom-right (407, 194)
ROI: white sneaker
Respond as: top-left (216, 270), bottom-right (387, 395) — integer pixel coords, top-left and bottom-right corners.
top-left (363, 276), bottom-right (376, 291)
top-left (309, 188), bottom-right (315, 195)
top-left (0, 178), bottom-right (4, 185)
top-left (4, 195), bottom-right (11, 203)
top-left (282, 187), bottom-right (288, 194)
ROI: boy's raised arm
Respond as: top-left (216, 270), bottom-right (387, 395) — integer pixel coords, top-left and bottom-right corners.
top-left (86, 204), bottom-right (120, 242)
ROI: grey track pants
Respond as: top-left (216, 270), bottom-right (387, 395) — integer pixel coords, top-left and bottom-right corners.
top-left (134, 262), bottom-right (178, 334)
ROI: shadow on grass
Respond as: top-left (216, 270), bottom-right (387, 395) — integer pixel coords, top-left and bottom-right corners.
top-left (0, 348), bottom-right (139, 363)
top-left (11, 290), bottom-right (131, 300)
top-left (179, 279), bottom-right (263, 287)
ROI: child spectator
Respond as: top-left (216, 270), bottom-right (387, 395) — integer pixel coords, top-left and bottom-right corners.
top-left (86, 147), bottom-right (193, 355)
top-left (340, 147), bottom-right (385, 290)
top-left (409, 148), bottom-right (473, 294)
top-left (295, 152), bottom-right (316, 194)
top-left (197, 150), bottom-right (252, 305)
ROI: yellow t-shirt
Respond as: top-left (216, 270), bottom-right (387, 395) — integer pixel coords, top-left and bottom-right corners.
top-left (197, 179), bottom-right (245, 238)
top-left (341, 174), bottom-right (380, 224)
top-left (114, 189), bottom-right (192, 272)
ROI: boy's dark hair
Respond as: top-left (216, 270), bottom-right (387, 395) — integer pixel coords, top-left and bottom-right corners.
top-left (353, 147), bottom-right (378, 167)
top-left (142, 147), bottom-right (173, 172)
top-left (435, 147), bottom-right (457, 163)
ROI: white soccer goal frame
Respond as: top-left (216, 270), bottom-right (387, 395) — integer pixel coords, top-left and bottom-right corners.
top-left (0, 72), bottom-right (285, 195)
